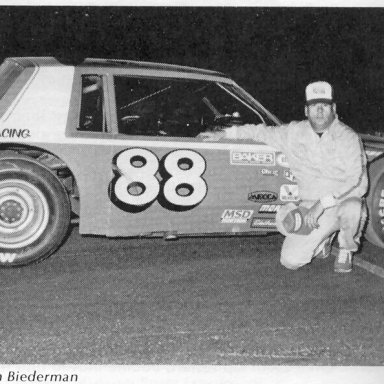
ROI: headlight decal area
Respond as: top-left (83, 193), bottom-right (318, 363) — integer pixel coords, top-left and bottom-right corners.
top-left (110, 148), bottom-right (208, 212)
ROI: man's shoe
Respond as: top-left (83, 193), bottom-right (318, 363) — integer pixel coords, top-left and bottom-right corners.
top-left (334, 249), bottom-right (353, 273)
top-left (314, 237), bottom-right (333, 259)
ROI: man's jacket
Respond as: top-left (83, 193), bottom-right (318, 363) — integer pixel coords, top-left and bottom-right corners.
top-left (224, 118), bottom-right (368, 208)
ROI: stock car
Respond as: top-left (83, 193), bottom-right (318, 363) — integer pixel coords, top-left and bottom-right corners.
top-left (0, 56), bottom-right (383, 267)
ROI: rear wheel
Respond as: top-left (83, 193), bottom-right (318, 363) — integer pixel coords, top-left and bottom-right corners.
top-left (365, 159), bottom-right (384, 248)
top-left (0, 159), bottom-right (71, 266)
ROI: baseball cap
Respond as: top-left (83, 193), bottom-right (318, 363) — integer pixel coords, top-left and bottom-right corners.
top-left (276, 203), bottom-right (313, 236)
top-left (305, 81), bottom-right (333, 105)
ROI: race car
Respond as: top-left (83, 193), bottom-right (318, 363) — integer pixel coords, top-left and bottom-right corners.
top-left (0, 56), bottom-right (383, 267)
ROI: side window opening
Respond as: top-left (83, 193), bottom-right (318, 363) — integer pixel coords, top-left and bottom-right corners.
top-left (114, 76), bottom-right (263, 138)
top-left (78, 75), bottom-right (106, 132)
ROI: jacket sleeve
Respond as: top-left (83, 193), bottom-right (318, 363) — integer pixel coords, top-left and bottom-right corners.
top-left (223, 123), bottom-right (289, 152)
top-left (320, 132), bottom-right (368, 208)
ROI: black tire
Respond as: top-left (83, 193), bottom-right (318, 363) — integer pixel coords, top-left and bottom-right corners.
top-left (0, 158), bottom-right (71, 267)
top-left (365, 158), bottom-right (384, 248)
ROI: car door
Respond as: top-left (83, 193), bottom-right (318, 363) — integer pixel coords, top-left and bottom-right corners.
top-left (106, 72), bottom-right (286, 237)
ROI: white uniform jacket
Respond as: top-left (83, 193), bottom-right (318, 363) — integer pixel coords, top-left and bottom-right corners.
top-left (224, 118), bottom-right (368, 208)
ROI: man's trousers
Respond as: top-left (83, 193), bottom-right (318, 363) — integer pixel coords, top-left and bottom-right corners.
top-left (279, 197), bottom-right (367, 270)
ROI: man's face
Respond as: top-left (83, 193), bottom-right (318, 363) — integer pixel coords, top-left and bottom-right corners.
top-left (305, 102), bottom-right (336, 131)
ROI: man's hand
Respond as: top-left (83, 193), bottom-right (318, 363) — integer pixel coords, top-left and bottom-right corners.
top-left (198, 130), bottom-right (226, 141)
top-left (304, 200), bottom-right (325, 230)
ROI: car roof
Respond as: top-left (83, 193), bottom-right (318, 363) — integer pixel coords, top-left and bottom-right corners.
top-left (6, 56), bottom-right (228, 79)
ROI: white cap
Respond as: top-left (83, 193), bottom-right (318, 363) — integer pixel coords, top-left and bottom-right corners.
top-left (305, 81), bottom-right (333, 105)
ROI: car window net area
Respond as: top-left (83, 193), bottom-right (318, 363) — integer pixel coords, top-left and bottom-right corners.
top-left (78, 75), bottom-right (106, 132)
top-left (114, 76), bottom-right (264, 137)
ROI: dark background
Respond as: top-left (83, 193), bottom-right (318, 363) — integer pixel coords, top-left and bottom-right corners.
top-left (0, 6), bottom-right (383, 133)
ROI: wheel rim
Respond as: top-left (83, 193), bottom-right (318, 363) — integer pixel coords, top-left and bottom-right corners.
top-left (0, 179), bottom-right (50, 248)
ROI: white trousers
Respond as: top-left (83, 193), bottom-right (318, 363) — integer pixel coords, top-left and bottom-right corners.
top-left (279, 197), bottom-right (367, 270)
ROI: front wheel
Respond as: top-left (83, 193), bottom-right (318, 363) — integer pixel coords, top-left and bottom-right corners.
top-left (0, 159), bottom-right (71, 266)
top-left (365, 158), bottom-right (384, 248)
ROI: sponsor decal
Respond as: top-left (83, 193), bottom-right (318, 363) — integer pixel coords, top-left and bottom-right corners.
top-left (284, 170), bottom-right (296, 182)
top-left (248, 191), bottom-right (278, 203)
top-left (221, 209), bottom-right (254, 224)
top-left (0, 252), bottom-right (17, 263)
top-left (112, 148), bottom-right (207, 211)
top-left (0, 128), bottom-right (31, 139)
top-left (258, 204), bottom-right (282, 213)
top-left (250, 218), bottom-right (276, 228)
top-left (276, 153), bottom-right (289, 167)
top-left (261, 168), bottom-right (278, 176)
top-left (280, 184), bottom-right (300, 202)
top-left (231, 151), bottom-right (275, 166)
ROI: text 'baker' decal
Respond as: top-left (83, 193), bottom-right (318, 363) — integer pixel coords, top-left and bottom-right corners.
top-left (230, 150), bottom-right (275, 166)
top-left (110, 148), bottom-right (207, 211)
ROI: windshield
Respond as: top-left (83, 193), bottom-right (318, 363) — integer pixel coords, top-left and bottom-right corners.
top-left (220, 83), bottom-right (281, 126)
top-left (115, 76), bottom-right (280, 137)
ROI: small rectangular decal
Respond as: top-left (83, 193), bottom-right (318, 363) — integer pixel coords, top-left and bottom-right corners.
top-left (221, 209), bottom-right (254, 224)
top-left (280, 184), bottom-right (300, 202)
top-left (283, 170), bottom-right (296, 182)
top-left (230, 151), bottom-right (275, 166)
top-left (250, 218), bottom-right (276, 228)
top-left (276, 153), bottom-right (289, 167)
top-left (258, 204), bottom-right (282, 213)
top-left (248, 191), bottom-right (278, 203)
top-left (261, 168), bottom-right (279, 176)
